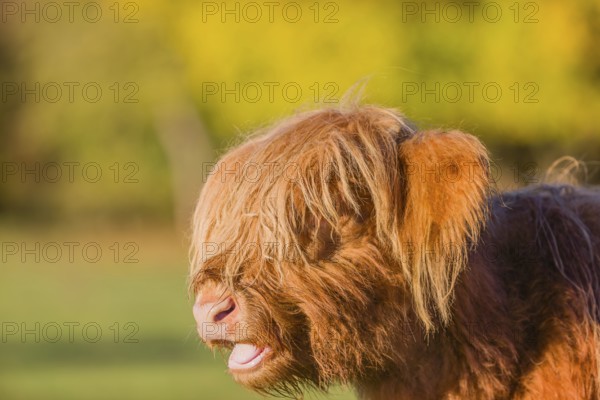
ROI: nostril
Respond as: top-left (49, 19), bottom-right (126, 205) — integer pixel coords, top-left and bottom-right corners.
top-left (212, 297), bottom-right (236, 322)
top-left (214, 302), bottom-right (236, 322)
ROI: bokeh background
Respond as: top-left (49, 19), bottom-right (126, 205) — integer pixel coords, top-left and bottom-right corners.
top-left (1, 0), bottom-right (599, 399)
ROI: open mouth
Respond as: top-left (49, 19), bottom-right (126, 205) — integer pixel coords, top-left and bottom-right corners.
top-left (228, 343), bottom-right (272, 372)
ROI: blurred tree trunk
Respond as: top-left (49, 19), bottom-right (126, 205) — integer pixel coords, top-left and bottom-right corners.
top-left (0, 8), bottom-right (19, 214)
top-left (154, 100), bottom-right (215, 234)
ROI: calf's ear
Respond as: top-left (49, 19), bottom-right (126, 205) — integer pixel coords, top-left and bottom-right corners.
top-left (396, 129), bottom-right (491, 331)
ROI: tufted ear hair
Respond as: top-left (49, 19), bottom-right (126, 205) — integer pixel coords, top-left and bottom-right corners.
top-left (395, 129), bottom-right (491, 331)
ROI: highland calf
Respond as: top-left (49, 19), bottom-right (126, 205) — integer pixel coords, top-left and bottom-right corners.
top-left (190, 105), bottom-right (600, 399)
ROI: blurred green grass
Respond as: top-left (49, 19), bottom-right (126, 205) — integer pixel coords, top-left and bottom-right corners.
top-left (0, 228), bottom-right (355, 400)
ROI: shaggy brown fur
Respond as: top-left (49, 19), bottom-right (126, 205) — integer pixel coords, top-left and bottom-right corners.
top-left (190, 105), bottom-right (600, 399)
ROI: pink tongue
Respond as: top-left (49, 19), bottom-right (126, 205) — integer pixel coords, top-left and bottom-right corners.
top-left (229, 344), bottom-right (262, 365)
